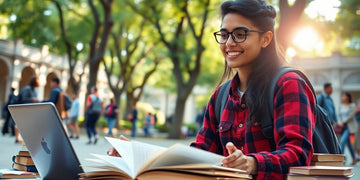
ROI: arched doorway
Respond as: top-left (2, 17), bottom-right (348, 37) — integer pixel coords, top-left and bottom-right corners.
top-left (0, 59), bottom-right (9, 116)
top-left (19, 66), bottom-right (36, 91)
top-left (44, 72), bottom-right (58, 100)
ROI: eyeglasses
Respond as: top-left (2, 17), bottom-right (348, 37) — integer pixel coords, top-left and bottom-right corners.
top-left (213, 27), bottom-right (264, 44)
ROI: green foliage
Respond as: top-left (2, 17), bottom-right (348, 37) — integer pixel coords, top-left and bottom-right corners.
top-left (335, 0), bottom-right (360, 54)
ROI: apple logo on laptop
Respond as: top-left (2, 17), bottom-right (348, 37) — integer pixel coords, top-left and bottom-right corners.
top-left (41, 138), bottom-right (51, 154)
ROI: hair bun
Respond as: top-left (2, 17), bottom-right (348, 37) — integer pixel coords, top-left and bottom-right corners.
top-left (265, 5), bottom-right (276, 19)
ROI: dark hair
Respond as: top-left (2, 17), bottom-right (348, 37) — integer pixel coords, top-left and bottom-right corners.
top-left (91, 86), bottom-right (97, 92)
top-left (324, 82), bottom-right (332, 89)
top-left (218, 0), bottom-right (285, 123)
top-left (343, 92), bottom-right (352, 103)
top-left (51, 77), bottom-right (60, 85)
top-left (29, 76), bottom-right (39, 87)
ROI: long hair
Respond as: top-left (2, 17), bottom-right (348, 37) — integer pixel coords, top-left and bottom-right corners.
top-left (218, 0), bottom-right (286, 123)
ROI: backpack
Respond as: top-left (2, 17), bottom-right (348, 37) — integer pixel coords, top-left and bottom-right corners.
top-left (89, 94), bottom-right (102, 114)
top-left (215, 67), bottom-right (341, 154)
top-left (64, 94), bottom-right (72, 111)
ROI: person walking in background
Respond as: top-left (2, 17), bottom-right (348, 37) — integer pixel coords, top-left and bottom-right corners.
top-left (85, 86), bottom-right (103, 144)
top-left (131, 104), bottom-right (138, 138)
top-left (337, 92), bottom-right (359, 165)
top-left (104, 98), bottom-right (118, 137)
top-left (317, 82), bottom-right (338, 125)
top-left (16, 76), bottom-right (40, 143)
top-left (44, 77), bottom-right (69, 135)
top-left (143, 113), bottom-right (152, 137)
top-left (353, 100), bottom-right (360, 161)
top-left (45, 77), bottom-right (67, 119)
top-left (2, 87), bottom-right (17, 136)
top-left (68, 92), bottom-right (80, 139)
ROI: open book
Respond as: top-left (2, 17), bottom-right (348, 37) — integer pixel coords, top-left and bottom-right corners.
top-left (80, 137), bottom-right (251, 180)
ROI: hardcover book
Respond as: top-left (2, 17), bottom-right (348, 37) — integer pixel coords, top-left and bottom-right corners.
top-left (289, 166), bottom-right (352, 176)
top-left (80, 137), bottom-right (252, 180)
top-left (311, 153), bottom-right (345, 162)
top-left (12, 162), bottom-right (37, 173)
top-left (0, 169), bottom-right (36, 179)
top-left (12, 155), bottom-right (35, 166)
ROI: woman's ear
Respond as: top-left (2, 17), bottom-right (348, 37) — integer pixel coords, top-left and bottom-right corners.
top-left (261, 31), bottom-right (273, 48)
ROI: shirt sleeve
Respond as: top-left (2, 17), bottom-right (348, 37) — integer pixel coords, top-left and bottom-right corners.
top-left (190, 87), bottom-right (223, 154)
top-left (249, 73), bottom-right (316, 179)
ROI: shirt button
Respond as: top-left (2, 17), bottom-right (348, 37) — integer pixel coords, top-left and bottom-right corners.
top-left (239, 124), bottom-right (243, 128)
top-left (220, 127), bottom-right (223, 130)
top-left (240, 146), bottom-right (244, 151)
top-left (241, 104), bottom-right (246, 108)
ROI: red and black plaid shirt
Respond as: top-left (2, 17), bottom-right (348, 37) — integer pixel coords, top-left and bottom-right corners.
top-left (190, 72), bottom-right (316, 180)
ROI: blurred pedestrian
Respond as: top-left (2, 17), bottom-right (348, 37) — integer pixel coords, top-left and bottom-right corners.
top-left (85, 86), bottom-right (103, 144)
top-left (143, 113), bottom-right (152, 137)
top-left (354, 100), bottom-right (360, 160)
top-left (2, 87), bottom-right (17, 136)
top-left (317, 82), bottom-right (338, 125)
top-left (131, 104), bottom-right (138, 138)
top-left (104, 98), bottom-right (118, 137)
top-left (16, 76), bottom-right (40, 143)
top-left (68, 92), bottom-right (80, 139)
top-left (337, 92), bottom-right (359, 165)
top-left (44, 77), bottom-right (68, 119)
top-left (43, 77), bottom-right (69, 134)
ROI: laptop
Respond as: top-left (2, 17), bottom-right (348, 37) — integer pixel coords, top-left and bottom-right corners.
top-left (8, 102), bottom-right (84, 179)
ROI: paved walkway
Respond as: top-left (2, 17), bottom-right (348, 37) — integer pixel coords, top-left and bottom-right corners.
top-left (0, 128), bottom-right (359, 179)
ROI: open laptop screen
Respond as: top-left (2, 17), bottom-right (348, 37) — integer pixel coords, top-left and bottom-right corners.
top-left (8, 102), bottom-right (83, 179)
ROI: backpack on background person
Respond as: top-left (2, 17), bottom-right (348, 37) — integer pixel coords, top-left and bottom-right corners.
top-left (88, 94), bottom-right (102, 114)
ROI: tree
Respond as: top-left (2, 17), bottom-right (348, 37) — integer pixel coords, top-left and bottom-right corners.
top-left (86, 0), bottom-right (113, 94)
top-left (277, 0), bottom-right (308, 50)
top-left (52, 0), bottom-right (87, 94)
top-left (336, 0), bottom-right (360, 54)
top-left (127, 0), bottom-right (211, 139)
top-left (103, 20), bottom-right (163, 123)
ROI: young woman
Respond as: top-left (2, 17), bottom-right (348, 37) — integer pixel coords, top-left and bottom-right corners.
top-left (337, 92), bottom-right (358, 165)
top-left (108, 0), bottom-right (315, 179)
top-left (190, 0), bottom-right (315, 179)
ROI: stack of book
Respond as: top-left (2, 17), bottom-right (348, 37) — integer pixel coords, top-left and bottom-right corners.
top-left (11, 150), bottom-right (38, 173)
top-left (287, 166), bottom-right (353, 180)
top-left (310, 153), bottom-right (345, 166)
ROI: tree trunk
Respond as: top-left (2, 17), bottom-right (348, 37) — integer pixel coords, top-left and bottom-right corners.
top-left (168, 95), bottom-right (187, 139)
top-left (277, 0), bottom-right (307, 50)
top-left (87, 60), bottom-right (100, 92)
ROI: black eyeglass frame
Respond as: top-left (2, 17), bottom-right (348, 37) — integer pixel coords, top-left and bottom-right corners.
top-left (213, 27), bottom-right (264, 44)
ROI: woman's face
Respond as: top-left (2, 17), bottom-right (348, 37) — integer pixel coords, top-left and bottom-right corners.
top-left (341, 94), bottom-right (348, 103)
top-left (220, 13), bottom-right (267, 70)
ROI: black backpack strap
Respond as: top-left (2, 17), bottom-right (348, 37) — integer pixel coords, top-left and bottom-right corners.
top-left (215, 80), bottom-right (231, 131)
top-left (263, 67), bottom-right (315, 149)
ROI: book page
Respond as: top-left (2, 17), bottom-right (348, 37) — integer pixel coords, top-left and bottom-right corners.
top-left (89, 154), bottom-right (134, 177)
top-left (104, 137), bottom-right (166, 176)
top-left (131, 140), bottom-right (166, 174)
top-left (105, 137), bottom-right (135, 175)
top-left (138, 144), bottom-right (224, 174)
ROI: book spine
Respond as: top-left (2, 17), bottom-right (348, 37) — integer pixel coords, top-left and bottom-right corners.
top-left (12, 162), bottom-right (38, 172)
top-left (12, 155), bottom-right (34, 165)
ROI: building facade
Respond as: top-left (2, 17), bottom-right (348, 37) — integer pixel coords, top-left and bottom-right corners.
top-left (0, 39), bottom-right (111, 117)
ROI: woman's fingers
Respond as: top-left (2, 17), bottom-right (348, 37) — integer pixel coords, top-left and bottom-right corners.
top-left (119, 135), bottom-right (129, 141)
top-left (107, 147), bottom-right (120, 157)
top-left (107, 134), bottom-right (129, 157)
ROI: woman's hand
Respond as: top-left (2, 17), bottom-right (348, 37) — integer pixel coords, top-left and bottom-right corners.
top-left (222, 142), bottom-right (257, 175)
top-left (107, 135), bottom-right (129, 157)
